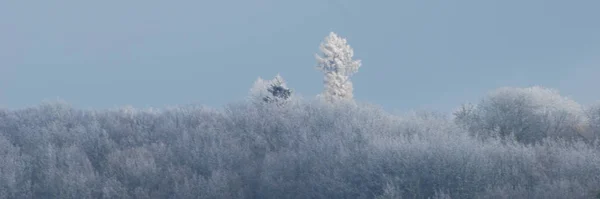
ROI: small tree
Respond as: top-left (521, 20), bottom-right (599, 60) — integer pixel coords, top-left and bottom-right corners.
top-left (250, 74), bottom-right (292, 106)
top-left (316, 32), bottom-right (361, 102)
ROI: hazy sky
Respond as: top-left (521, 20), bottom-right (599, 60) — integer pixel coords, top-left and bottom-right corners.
top-left (2, 0), bottom-right (599, 112)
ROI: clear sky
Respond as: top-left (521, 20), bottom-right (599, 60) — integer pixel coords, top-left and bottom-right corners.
top-left (1, 0), bottom-right (599, 112)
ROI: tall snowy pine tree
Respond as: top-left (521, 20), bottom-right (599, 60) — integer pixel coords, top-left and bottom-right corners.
top-left (316, 32), bottom-right (361, 102)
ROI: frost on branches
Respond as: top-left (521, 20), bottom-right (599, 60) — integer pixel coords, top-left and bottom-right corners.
top-left (454, 86), bottom-right (589, 144)
top-left (316, 32), bottom-right (361, 102)
top-left (250, 74), bottom-right (292, 106)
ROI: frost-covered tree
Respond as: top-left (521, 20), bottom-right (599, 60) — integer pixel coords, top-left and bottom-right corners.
top-left (454, 86), bottom-right (587, 143)
top-left (264, 75), bottom-right (292, 104)
top-left (316, 32), bottom-right (361, 102)
top-left (250, 74), bottom-right (292, 106)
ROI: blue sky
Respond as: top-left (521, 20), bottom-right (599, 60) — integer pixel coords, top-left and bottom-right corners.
top-left (1, 0), bottom-right (599, 112)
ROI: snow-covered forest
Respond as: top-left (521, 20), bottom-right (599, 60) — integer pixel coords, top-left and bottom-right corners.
top-left (1, 33), bottom-right (599, 199)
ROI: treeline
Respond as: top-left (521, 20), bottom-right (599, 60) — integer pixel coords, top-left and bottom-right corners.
top-left (0, 86), bottom-right (599, 199)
